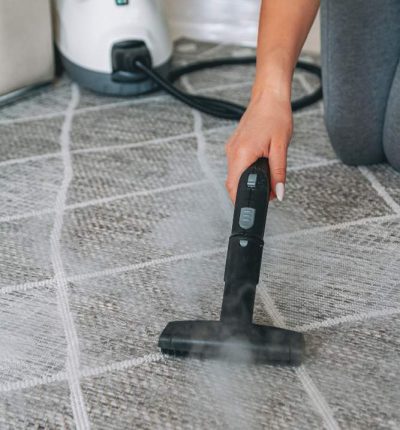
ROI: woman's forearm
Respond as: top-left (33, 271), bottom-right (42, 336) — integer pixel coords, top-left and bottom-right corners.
top-left (252, 0), bottom-right (320, 101)
top-left (224, 0), bottom-right (319, 203)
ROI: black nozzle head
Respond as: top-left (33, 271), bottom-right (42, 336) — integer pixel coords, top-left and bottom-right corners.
top-left (159, 320), bottom-right (304, 365)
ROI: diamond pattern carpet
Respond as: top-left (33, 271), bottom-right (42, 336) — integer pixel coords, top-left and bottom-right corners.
top-left (0, 39), bottom-right (399, 429)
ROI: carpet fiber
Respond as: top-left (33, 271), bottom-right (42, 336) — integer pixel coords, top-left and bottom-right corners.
top-left (0, 39), bottom-right (399, 430)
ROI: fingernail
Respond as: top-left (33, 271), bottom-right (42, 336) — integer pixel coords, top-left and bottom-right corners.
top-left (275, 183), bottom-right (285, 201)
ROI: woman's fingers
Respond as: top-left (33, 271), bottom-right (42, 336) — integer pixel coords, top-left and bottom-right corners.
top-left (225, 141), bottom-right (261, 202)
top-left (268, 137), bottom-right (289, 201)
top-left (226, 136), bottom-right (289, 203)
top-left (224, 96), bottom-right (292, 203)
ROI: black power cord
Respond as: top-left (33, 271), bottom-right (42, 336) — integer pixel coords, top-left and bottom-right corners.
top-left (133, 56), bottom-right (322, 120)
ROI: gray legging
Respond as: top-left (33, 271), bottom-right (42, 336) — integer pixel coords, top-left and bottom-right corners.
top-left (320, 0), bottom-right (400, 171)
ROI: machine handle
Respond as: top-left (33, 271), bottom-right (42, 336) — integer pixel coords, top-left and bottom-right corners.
top-left (231, 157), bottom-right (270, 240)
top-left (221, 158), bottom-right (271, 323)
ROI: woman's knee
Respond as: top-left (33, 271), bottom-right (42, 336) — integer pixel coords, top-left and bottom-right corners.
top-left (324, 105), bottom-right (385, 166)
top-left (383, 64), bottom-right (400, 172)
top-left (384, 135), bottom-right (400, 172)
top-left (384, 112), bottom-right (400, 171)
top-left (320, 0), bottom-right (400, 167)
top-left (383, 105), bottom-right (400, 172)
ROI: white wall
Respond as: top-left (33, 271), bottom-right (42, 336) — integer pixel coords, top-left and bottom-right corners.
top-left (165, 0), bottom-right (321, 54)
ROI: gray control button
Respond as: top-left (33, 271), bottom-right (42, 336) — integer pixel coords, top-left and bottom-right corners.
top-left (247, 173), bottom-right (257, 188)
top-left (239, 207), bottom-right (255, 229)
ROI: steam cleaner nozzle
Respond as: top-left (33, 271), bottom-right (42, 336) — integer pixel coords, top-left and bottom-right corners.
top-left (158, 158), bottom-right (305, 365)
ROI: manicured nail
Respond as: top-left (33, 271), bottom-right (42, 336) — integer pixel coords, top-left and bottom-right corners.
top-left (275, 183), bottom-right (285, 201)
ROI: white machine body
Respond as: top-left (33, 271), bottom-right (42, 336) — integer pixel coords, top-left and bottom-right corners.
top-left (54, 0), bottom-right (173, 95)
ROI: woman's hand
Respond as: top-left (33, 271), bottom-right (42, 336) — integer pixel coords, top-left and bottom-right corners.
top-left (224, 0), bottom-right (320, 203)
top-left (225, 91), bottom-right (293, 202)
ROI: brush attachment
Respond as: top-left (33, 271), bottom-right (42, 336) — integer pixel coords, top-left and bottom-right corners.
top-left (159, 320), bottom-right (304, 365)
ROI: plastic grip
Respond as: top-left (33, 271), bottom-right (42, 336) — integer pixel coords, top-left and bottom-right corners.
top-left (220, 158), bottom-right (270, 323)
top-left (231, 158), bottom-right (270, 239)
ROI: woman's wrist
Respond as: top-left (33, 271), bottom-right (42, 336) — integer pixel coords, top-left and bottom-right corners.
top-left (251, 80), bottom-right (292, 105)
top-left (251, 51), bottom-right (294, 103)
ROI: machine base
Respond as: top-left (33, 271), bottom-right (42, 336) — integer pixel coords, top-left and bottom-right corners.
top-left (60, 53), bottom-right (171, 96)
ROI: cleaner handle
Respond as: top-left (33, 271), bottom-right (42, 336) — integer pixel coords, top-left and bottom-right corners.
top-left (231, 157), bottom-right (270, 239)
top-left (221, 158), bottom-right (270, 323)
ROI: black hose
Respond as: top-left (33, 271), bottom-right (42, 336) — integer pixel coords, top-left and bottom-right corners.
top-left (133, 56), bottom-right (322, 120)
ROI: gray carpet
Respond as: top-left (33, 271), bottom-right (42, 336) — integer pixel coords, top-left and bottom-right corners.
top-left (0, 39), bottom-right (400, 430)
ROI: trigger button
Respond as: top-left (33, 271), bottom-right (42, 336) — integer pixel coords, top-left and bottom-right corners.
top-left (247, 173), bottom-right (257, 188)
top-left (239, 207), bottom-right (255, 229)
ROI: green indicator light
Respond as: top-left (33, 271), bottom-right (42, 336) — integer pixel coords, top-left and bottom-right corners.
top-left (116, 0), bottom-right (129, 5)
